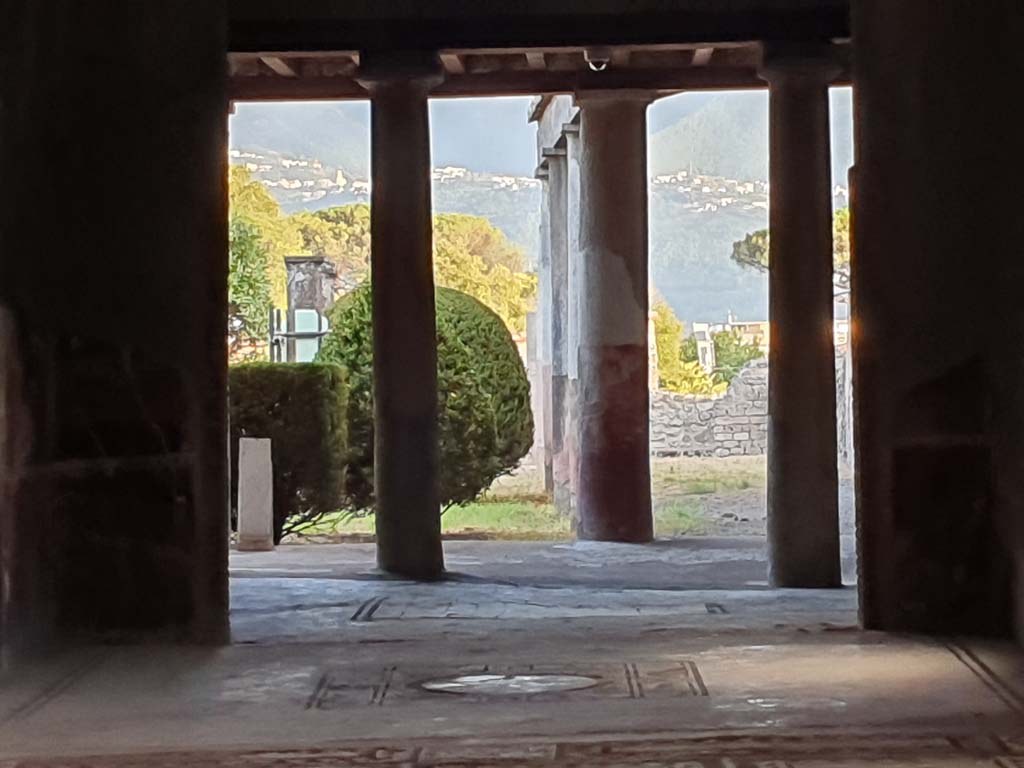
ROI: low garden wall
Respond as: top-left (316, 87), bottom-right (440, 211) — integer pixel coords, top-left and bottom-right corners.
top-left (650, 359), bottom-right (768, 457)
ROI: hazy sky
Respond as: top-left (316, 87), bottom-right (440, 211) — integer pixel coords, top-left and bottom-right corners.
top-left (429, 97), bottom-right (537, 176)
top-left (427, 93), bottom-right (720, 177)
top-left (428, 90), bottom-right (851, 178)
top-left (231, 88), bottom-right (852, 179)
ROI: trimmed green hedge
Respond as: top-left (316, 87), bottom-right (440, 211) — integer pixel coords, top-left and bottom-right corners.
top-left (229, 363), bottom-right (347, 542)
top-left (317, 284), bottom-right (533, 513)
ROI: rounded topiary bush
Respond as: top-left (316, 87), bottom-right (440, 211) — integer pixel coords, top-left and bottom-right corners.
top-left (317, 284), bottom-right (533, 513)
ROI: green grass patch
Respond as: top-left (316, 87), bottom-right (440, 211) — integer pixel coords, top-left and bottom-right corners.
top-left (651, 456), bottom-right (763, 499)
top-left (442, 500), bottom-right (569, 540)
top-left (285, 457), bottom-right (766, 542)
top-left (286, 498), bottom-right (569, 541)
top-left (654, 500), bottom-right (707, 536)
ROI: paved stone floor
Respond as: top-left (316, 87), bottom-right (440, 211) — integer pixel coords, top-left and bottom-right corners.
top-left (3, 540), bottom-right (1024, 767)
top-left (231, 537), bottom-right (860, 592)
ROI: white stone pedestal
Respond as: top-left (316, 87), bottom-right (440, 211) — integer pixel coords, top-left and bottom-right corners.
top-left (238, 437), bottom-right (274, 551)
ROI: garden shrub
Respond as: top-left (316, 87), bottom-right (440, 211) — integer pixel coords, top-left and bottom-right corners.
top-left (317, 284), bottom-right (533, 513)
top-left (229, 363), bottom-right (347, 542)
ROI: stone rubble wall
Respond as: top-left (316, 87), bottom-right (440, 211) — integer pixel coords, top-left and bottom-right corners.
top-left (650, 359), bottom-right (769, 457)
top-left (651, 356), bottom-right (855, 462)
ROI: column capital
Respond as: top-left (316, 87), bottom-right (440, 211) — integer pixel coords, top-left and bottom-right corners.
top-left (759, 42), bottom-right (842, 84)
top-left (573, 89), bottom-right (657, 107)
top-left (356, 50), bottom-right (444, 92)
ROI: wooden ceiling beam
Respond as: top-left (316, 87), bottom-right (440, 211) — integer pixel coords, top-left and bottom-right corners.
top-left (610, 48), bottom-right (631, 68)
top-left (229, 77), bottom-right (369, 101)
top-left (228, 47), bottom-right (851, 102)
top-left (464, 54), bottom-right (505, 74)
top-left (437, 42), bottom-right (754, 58)
top-left (439, 52), bottom-right (466, 74)
top-left (230, 65), bottom-right (783, 101)
top-left (691, 47), bottom-right (715, 66)
top-left (436, 66), bottom-right (770, 97)
top-left (258, 55), bottom-right (300, 77)
top-left (525, 51), bottom-right (547, 70)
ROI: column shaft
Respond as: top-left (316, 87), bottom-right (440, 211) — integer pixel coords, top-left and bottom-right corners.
top-left (545, 151), bottom-right (572, 514)
top-left (365, 74), bottom-right (444, 579)
top-left (765, 59), bottom-right (841, 587)
top-left (564, 125), bottom-right (583, 516)
top-left (575, 93), bottom-right (654, 542)
top-left (535, 167), bottom-right (554, 491)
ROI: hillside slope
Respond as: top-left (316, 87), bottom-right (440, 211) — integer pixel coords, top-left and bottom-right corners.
top-left (650, 88), bottom-right (853, 183)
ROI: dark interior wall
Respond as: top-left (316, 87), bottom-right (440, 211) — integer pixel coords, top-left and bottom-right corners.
top-left (853, 0), bottom-right (1024, 635)
top-left (228, 0), bottom-right (848, 50)
top-left (0, 1), bottom-right (230, 650)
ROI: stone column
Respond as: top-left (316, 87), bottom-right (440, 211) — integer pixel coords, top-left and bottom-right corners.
top-left (359, 54), bottom-right (445, 579)
top-left (525, 311), bottom-right (548, 478)
top-left (563, 123), bottom-right (583, 517)
top-left (574, 91), bottom-right (654, 543)
top-left (534, 164), bottom-right (554, 491)
top-left (762, 49), bottom-right (841, 588)
top-left (544, 147), bottom-right (572, 514)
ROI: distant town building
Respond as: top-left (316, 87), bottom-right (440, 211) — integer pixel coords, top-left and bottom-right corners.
top-left (692, 301), bottom-right (850, 374)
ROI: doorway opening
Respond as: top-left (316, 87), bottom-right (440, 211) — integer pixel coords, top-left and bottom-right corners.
top-left (224, 47), bottom-right (859, 647)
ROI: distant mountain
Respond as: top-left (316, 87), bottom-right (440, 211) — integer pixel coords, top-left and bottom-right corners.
top-left (229, 97), bottom-right (541, 180)
top-left (650, 88), bottom-right (854, 184)
top-left (647, 91), bottom-right (719, 132)
top-left (231, 102), bottom-right (371, 177)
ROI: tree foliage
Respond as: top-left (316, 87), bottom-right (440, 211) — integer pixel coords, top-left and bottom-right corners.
top-left (228, 217), bottom-right (273, 360)
top-left (290, 204), bottom-right (372, 290)
top-left (730, 228), bottom-right (771, 272)
top-left (287, 204), bottom-right (536, 334)
top-left (434, 239), bottom-right (536, 336)
top-left (229, 165), bottom-right (305, 307)
top-left (730, 207), bottom-right (852, 287)
top-left (433, 214), bottom-right (535, 335)
top-left (711, 329), bottom-right (763, 385)
top-left (316, 285), bottom-right (533, 514)
top-left (831, 207), bottom-right (851, 287)
top-left (652, 300), bottom-right (724, 396)
top-left (227, 170), bottom-right (537, 339)
top-left (681, 334), bottom-right (698, 363)
top-left (433, 213), bottom-right (527, 273)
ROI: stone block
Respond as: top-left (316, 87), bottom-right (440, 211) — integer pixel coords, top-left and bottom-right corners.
top-left (717, 415), bottom-right (750, 425)
top-left (238, 437), bottom-right (274, 552)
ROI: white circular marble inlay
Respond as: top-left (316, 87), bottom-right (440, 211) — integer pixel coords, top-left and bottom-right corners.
top-left (421, 673), bottom-right (600, 696)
